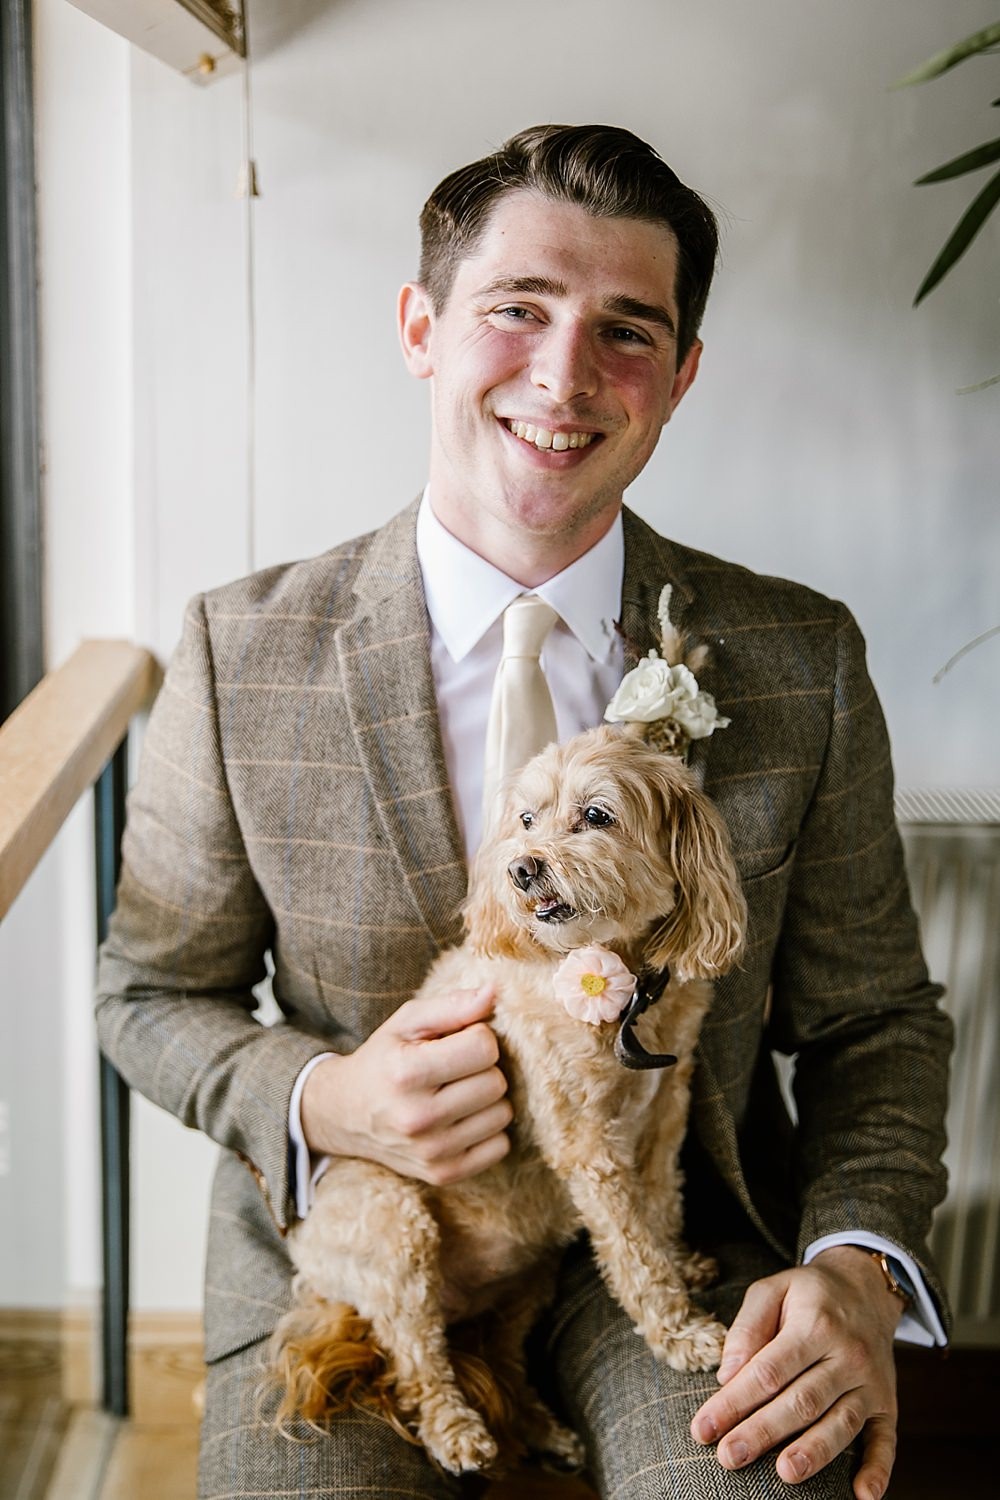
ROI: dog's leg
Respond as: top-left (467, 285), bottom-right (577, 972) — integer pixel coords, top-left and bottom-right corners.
top-left (287, 1161), bottom-right (498, 1475)
top-left (487, 1261), bottom-right (586, 1471)
top-left (562, 1162), bottom-right (727, 1372)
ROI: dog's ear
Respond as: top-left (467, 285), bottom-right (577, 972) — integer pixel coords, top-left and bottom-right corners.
top-left (645, 766), bottom-right (746, 981)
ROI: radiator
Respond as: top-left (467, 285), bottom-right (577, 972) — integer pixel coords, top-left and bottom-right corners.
top-left (897, 787), bottom-right (1000, 1346)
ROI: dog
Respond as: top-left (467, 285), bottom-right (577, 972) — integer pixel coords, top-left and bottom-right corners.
top-left (270, 722), bottom-right (746, 1475)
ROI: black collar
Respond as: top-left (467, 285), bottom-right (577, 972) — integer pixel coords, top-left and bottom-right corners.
top-left (614, 967), bottom-right (678, 1071)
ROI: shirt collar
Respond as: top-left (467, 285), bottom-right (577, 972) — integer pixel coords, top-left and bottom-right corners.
top-left (416, 490), bottom-right (624, 665)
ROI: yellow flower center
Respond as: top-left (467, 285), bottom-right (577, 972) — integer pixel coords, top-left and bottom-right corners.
top-left (580, 973), bottom-right (607, 997)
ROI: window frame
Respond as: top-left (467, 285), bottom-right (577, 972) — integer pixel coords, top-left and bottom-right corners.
top-left (0, 0), bottom-right (42, 722)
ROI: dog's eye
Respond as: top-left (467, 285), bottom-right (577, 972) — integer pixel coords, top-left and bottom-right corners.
top-left (520, 811), bottom-right (534, 829)
top-left (583, 805), bottom-right (614, 827)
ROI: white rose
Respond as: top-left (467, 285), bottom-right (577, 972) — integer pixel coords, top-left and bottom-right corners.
top-left (604, 652), bottom-right (675, 723)
top-left (670, 690), bottom-right (731, 740)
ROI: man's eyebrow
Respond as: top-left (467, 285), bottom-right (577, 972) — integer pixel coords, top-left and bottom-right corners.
top-left (476, 275), bottom-right (568, 299)
top-left (475, 278), bottom-right (677, 339)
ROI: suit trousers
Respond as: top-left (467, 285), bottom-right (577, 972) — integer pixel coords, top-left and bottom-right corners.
top-left (198, 1234), bottom-right (856, 1500)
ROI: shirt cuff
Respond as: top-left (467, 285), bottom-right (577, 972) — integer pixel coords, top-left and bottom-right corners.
top-left (803, 1231), bottom-right (947, 1347)
top-left (288, 1052), bottom-right (335, 1220)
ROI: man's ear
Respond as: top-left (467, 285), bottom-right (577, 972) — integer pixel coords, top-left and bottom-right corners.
top-left (398, 283), bottom-right (435, 379)
top-left (663, 337), bottom-right (702, 423)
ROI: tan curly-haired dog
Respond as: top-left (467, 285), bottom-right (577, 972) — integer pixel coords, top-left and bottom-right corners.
top-left (270, 723), bottom-right (746, 1475)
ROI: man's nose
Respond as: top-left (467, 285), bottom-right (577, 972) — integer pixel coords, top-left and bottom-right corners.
top-left (530, 324), bottom-right (598, 404)
top-left (508, 854), bottom-right (545, 891)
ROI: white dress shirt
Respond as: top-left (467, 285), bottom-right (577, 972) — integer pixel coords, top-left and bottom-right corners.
top-left (287, 492), bottom-right (944, 1346)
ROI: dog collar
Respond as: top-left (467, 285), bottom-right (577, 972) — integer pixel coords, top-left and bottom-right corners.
top-left (614, 968), bottom-right (678, 1071)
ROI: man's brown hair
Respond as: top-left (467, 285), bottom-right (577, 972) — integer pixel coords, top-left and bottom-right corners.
top-left (418, 123), bottom-right (719, 360)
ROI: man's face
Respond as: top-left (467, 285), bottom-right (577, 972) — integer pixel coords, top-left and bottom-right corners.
top-left (399, 189), bottom-right (701, 576)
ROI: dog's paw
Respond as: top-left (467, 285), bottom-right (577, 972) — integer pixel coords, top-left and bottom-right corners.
top-left (420, 1402), bottom-right (498, 1475)
top-left (521, 1401), bottom-right (586, 1471)
top-left (678, 1249), bottom-right (718, 1290)
top-left (650, 1315), bottom-right (727, 1372)
top-left (536, 1421), bottom-right (587, 1472)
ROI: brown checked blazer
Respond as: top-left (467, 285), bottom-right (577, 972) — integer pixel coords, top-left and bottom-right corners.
top-left (95, 501), bottom-right (952, 1365)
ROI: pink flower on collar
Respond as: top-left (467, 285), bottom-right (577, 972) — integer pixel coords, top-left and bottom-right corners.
top-left (554, 946), bottom-right (637, 1026)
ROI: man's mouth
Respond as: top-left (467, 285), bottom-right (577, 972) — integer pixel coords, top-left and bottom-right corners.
top-left (505, 420), bottom-right (598, 453)
top-left (534, 899), bottom-right (578, 924)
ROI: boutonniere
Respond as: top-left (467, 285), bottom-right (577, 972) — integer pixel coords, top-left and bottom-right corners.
top-left (604, 585), bottom-right (730, 757)
top-left (553, 945), bottom-right (637, 1025)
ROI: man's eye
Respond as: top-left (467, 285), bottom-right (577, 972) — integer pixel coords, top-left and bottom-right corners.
top-left (607, 326), bottom-right (648, 345)
top-left (520, 811), bottom-right (534, 828)
top-left (583, 805), bottom-right (614, 827)
top-left (496, 306), bottom-right (536, 324)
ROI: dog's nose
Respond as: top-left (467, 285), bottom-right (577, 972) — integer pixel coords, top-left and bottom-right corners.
top-left (508, 855), bottom-right (545, 891)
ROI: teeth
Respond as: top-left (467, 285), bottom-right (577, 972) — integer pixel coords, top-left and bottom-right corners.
top-left (508, 420), bottom-right (595, 451)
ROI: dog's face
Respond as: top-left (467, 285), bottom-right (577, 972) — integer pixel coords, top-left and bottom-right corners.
top-left (464, 725), bottom-right (746, 980)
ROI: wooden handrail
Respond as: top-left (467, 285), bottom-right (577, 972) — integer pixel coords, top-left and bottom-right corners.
top-left (0, 640), bottom-right (161, 921)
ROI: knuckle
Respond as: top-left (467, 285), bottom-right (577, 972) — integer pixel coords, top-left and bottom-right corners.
top-left (790, 1385), bottom-right (823, 1428)
top-left (841, 1337), bottom-right (870, 1375)
top-left (489, 1065), bottom-right (510, 1099)
top-left (840, 1400), bottom-right (866, 1437)
top-left (751, 1356), bottom-right (784, 1399)
top-left (804, 1433), bottom-right (833, 1470)
top-left (426, 1159), bottom-right (460, 1187)
top-left (396, 1101), bottom-right (433, 1139)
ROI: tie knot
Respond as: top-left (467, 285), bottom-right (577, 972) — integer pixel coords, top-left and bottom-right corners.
top-left (502, 594), bottom-right (558, 660)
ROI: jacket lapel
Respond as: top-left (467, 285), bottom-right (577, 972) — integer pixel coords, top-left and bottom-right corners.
top-left (621, 509), bottom-right (750, 847)
top-left (335, 503), bottom-right (467, 953)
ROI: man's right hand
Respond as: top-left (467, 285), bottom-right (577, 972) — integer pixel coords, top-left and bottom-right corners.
top-left (300, 985), bottom-right (512, 1185)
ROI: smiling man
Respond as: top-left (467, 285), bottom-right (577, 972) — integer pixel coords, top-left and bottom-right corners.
top-left (96, 125), bottom-right (951, 1500)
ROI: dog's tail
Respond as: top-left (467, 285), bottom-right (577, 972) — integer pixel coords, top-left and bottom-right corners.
top-left (267, 1294), bottom-right (525, 1460)
top-left (269, 1297), bottom-right (414, 1441)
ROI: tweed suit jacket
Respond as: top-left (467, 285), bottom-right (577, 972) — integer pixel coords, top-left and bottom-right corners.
top-left (96, 500), bottom-right (952, 1364)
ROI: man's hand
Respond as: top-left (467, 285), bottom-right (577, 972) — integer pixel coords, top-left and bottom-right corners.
top-left (300, 985), bottom-right (513, 1185)
top-left (691, 1246), bottom-right (905, 1500)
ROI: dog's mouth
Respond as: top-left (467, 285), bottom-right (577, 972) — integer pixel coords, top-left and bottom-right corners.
top-left (533, 898), bottom-right (578, 924)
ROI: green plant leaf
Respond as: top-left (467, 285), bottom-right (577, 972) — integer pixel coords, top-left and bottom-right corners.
top-left (916, 137), bottom-right (1000, 183)
top-left (914, 165), bottom-right (1000, 304)
top-left (892, 22), bottom-right (1000, 87)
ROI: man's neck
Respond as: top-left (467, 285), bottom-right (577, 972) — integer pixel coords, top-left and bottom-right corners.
top-left (427, 498), bottom-right (623, 588)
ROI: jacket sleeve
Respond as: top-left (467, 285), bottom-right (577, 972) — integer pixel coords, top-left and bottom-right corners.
top-left (95, 596), bottom-right (332, 1233)
top-left (767, 604), bottom-right (953, 1319)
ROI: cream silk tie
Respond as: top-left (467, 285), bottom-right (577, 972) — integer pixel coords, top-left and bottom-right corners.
top-left (482, 594), bottom-right (559, 821)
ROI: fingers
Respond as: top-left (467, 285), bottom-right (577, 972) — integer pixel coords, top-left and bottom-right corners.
top-left (691, 1261), bottom-right (899, 1493)
top-left (693, 1273), bottom-right (798, 1440)
top-left (852, 1414), bottom-right (896, 1500)
top-left (305, 984), bottom-right (512, 1181)
top-left (393, 985), bottom-right (497, 1042)
top-left (715, 1273), bottom-right (786, 1385)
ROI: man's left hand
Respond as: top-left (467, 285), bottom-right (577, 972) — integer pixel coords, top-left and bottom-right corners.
top-left (691, 1246), bottom-right (905, 1500)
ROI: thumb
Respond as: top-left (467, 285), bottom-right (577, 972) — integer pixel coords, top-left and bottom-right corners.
top-left (394, 984), bottom-right (497, 1041)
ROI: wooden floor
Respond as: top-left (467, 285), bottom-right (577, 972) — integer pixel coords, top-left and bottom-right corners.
top-left (1, 1331), bottom-right (995, 1500)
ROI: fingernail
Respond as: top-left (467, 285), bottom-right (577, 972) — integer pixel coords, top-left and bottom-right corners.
top-left (786, 1450), bottom-right (809, 1481)
top-left (725, 1439), bottom-right (750, 1468)
top-left (693, 1416), bottom-right (717, 1444)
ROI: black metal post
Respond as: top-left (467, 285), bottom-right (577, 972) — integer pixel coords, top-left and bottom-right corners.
top-left (94, 739), bottom-right (130, 1417)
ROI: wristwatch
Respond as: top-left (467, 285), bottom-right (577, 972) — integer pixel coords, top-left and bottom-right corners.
top-left (869, 1250), bottom-right (914, 1310)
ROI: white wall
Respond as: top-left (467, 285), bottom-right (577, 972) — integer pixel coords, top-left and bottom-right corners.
top-left (17, 0), bottom-right (999, 1314)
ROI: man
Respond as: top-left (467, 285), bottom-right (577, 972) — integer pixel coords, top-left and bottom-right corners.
top-left (96, 125), bottom-right (951, 1500)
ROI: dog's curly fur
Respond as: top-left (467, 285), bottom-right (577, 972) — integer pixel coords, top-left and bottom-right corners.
top-left (270, 723), bottom-right (746, 1475)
